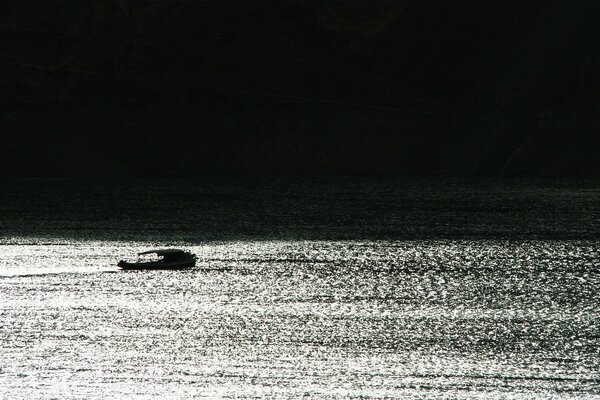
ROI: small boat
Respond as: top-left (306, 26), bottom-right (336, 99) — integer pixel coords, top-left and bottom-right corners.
top-left (118, 249), bottom-right (196, 270)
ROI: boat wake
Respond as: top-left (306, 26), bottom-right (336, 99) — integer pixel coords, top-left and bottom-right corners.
top-left (0, 266), bottom-right (120, 278)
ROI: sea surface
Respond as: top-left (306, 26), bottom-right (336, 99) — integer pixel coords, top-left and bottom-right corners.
top-left (1, 177), bottom-right (599, 399)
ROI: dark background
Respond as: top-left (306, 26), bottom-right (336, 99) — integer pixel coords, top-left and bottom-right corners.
top-left (3, 1), bottom-right (600, 177)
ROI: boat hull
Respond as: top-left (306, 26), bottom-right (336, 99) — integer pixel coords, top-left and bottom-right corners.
top-left (117, 259), bottom-right (196, 270)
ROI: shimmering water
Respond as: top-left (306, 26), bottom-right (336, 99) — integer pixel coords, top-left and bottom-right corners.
top-left (1, 178), bottom-right (599, 399)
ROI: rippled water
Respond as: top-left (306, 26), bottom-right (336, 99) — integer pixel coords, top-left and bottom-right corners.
top-left (1, 178), bottom-right (599, 398)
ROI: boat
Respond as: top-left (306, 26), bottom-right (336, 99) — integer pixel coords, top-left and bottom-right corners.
top-left (118, 249), bottom-right (196, 270)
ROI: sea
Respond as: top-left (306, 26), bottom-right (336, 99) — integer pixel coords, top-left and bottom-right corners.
top-left (1, 177), bottom-right (599, 399)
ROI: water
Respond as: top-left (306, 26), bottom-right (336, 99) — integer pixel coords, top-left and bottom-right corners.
top-left (1, 177), bottom-right (599, 399)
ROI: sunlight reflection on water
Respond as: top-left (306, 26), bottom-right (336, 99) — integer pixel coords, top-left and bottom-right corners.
top-left (0, 238), bottom-right (599, 399)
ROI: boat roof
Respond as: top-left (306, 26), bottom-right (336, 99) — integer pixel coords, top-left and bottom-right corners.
top-left (138, 249), bottom-right (187, 256)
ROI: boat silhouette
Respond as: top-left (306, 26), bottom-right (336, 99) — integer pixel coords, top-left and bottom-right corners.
top-left (118, 249), bottom-right (196, 270)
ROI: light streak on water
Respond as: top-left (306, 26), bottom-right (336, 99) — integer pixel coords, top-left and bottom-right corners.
top-left (0, 238), bottom-right (599, 399)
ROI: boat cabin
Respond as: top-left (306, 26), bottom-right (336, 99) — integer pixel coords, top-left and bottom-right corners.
top-left (138, 249), bottom-right (191, 263)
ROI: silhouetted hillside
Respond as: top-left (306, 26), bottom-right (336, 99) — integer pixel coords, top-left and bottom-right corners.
top-left (2, 1), bottom-right (600, 176)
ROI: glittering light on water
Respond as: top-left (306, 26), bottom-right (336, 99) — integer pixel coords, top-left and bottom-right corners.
top-left (0, 238), bottom-right (599, 399)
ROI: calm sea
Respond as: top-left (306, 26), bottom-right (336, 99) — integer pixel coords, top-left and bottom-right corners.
top-left (1, 177), bottom-right (599, 399)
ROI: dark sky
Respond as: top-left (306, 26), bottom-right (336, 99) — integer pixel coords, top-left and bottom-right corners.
top-left (3, 1), bottom-right (600, 177)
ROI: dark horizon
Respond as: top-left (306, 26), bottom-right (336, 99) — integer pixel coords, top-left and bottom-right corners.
top-left (3, 1), bottom-right (600, 177)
